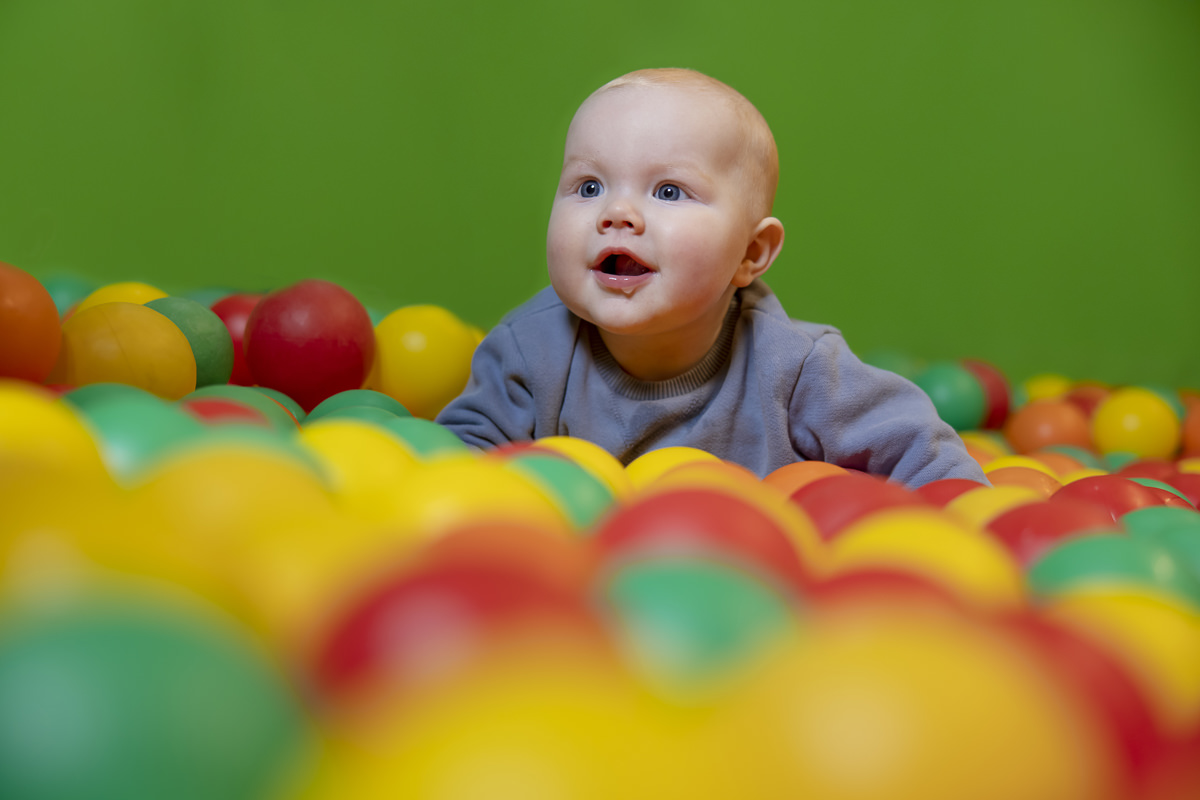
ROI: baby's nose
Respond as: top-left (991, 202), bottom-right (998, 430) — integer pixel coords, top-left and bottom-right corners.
top-left (598, 195), bottom-right (644, 233)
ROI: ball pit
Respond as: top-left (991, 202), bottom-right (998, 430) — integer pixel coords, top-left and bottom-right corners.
top-left (4, 267), bottom-right (1200, 799)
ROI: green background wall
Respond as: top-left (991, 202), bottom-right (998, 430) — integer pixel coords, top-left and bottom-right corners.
top-left (2, 0), bottom-right (1197, 388)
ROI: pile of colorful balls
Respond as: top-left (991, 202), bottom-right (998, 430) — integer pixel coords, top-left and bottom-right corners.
top-left (2, 259), bottom-right (1200, 800)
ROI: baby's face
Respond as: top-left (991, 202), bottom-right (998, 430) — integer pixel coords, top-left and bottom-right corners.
top-left (547, 84), bottom-right (762, 342)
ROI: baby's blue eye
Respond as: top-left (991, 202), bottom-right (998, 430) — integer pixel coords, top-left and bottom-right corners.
top-left (655, 184), bottom-right (683, 201)
top-left (579, 180), bottom-right (602, 198)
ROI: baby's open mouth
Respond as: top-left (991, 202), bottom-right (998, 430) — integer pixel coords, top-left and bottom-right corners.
top-left (599, 254), bottom-right (651, 277)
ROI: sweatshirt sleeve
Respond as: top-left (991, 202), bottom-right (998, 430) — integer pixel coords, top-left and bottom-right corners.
top-left (434, 323), bottom-right (538, 449)
top-left (787, 331), bottom-right (990, 488)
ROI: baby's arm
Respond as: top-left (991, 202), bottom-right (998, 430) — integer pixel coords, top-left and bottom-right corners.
top-left (434, 324), bottom-right (538, 449)
top-left (788, 332), bottom-right (989, 488)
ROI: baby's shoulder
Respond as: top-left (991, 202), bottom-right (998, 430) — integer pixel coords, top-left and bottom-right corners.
top-left (496, 286), bottom-right (579, 334)
top-left (740, 281), bottom-right (844, 349)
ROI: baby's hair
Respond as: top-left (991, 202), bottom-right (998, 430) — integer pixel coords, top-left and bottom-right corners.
top-left (589, 68), bottom-right (779, 219)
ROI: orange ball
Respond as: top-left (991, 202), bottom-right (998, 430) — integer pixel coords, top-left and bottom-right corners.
top-left (985, 466), bottom-right (1063, 498)
top-left (1003, 399), bottom-right (1092, 454)
top-left (0, 262), bottom-right (62, 382)
top-left (1182, 404), bottom-right (1200, 460)
top-left (762, 460), bottom-right (848, 497)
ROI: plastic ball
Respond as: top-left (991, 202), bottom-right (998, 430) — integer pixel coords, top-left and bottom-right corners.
top-left (593, 485), bottom-right (815, 593)
top-left (48, 302), bottom-right (197, 400)
top-left (1183, 404), bottom-right (1200, 459)
top-left (961, 358), bottom-right (1011, 429)
top-left (1028, 534), bottom-right (1200, 611)
top-left (375, 416), bottom-right (469, 460)
top-left (596, 556), bottom-right (794, 695)
top-left (1051, 475), bottom-right (1166, 523)
top-left (985, 466), bottom-right (1063, 498)
top-left (71, 280), bottom-right (167, 315)
top-left (826, 508), bottom-right (1025, 611)
top-left (530, 435), bottom-right (635, 500)
top-left (1023, 373), bottom-right (1073, 402)
top-left (144, 296), bottom-right (234, 387)
top-left (913, 361), bottom-right (987, 431)
top-left (38, 271), bottom-right (96, 317)
top-left (624, 446), bottom-right (722, 489)
top-left (709, 610), bottom-right (1120, 800)
top-left (305, 388), bottom-right (411, 423)
top-left (0, 600), bottom-right (311, 800)
top-left (789, 472), bottom-right (930, 541)
top-left (183, 385), bottom-right (300, 432)
top-left (1003, 399), bottom-right (1092, 454)
top-left (209, 292), bottom-right (262, 386)
top-left (1092, 387), bottom-right (1182, 460)
top-left (501, 453), bottom-right (616, 531)
top-left (0, 262), bottom-right (62, 382)
top-left (243, 279), bottom-right (376, 413)
top-left (0, 380), bottom-right (106, 478)
top-left (914, 477), bottom-right (989, 507)
top-left (945, 484), bottom-right (1044, 528)
top-left (761, 459), bottom-right (848, 497)
top-left (365, 304), bottom-right (477, 420)
top-left (1064, 382), bottom-right (1111, 418)
top-left (1047, 588), bottom-right (1200, 738)
top-left (179, 397), bottom-right (272, 428)
top-left (986, 498), bottom-right (1119, 566)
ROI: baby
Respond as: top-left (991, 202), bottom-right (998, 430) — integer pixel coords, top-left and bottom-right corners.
top-left (436, 68), bottom-right (987, 488)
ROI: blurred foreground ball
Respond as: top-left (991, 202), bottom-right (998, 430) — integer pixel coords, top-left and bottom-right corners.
top-left (0, 262), bottom-right (61, 382)
top-left (245, 280), bottom-right (376, 412)
top-left (0, 600), bottom-right (311, 800)
top-left (366, 305), bottom-right (477, 419)
top-left (48, 302), bottom-right (197, 400)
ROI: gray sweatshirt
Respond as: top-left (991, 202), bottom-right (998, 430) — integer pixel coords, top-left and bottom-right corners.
top-left (436, 280), bottom-right (988, 488)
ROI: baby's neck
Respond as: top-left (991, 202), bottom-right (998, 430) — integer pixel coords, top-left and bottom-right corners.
top-left (596, 293), bottom-right (741, 382)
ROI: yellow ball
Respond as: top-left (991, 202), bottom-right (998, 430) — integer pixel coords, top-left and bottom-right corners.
top-left (533, 435), bottom-right (634, 500)
top-left (982, 455), bottom-right (1060, 478)
top-left (1047, 587), bottom-right (1200, 737)
top-left (707, 611), bottom-right (1119, 800)
top-left (959, 430), bottom-right (1012, 458)
top-left (387, 454), bottom-right (571, 542)
top-left (1023, 373), bottom-right (1073, 401)
top-left (0, 380), bottom-right (106, 477)
top-left (826, 508), bottom-right (1025, 611)
top-left (624, 446), bottom-right (721, 490)
top-left (71, 280), bottom-right (167, 315)
top-left (302, 651), bottom-right (685, 800)
top-left (295, 419), bottom-right (424, 524)
top-left (49, 301), bottom-right (197, 400)
top-left (1091, 387), bottom-right (1182, 459)
top-left (366, 305), bottom-right (477, 419)
top-left (945, 485), bottom-right (1043, 529)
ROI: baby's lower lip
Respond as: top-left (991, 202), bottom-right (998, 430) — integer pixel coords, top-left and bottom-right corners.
top-left (591, 269), bottom-right (655, 291)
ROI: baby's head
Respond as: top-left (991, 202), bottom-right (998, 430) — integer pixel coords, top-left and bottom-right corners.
top-left (587, 69), bottom-right (780, 221)
top-left (546, 68), bottom-right (785, 375)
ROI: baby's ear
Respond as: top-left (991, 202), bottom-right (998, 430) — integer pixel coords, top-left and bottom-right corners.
top-left (733, 217), bottom-right (785, 287)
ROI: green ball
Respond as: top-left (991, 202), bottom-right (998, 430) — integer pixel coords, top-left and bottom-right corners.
top-left (183, 385), bottom-right (300, 433)
top-left (1127, 478), bottom-right (1195, 508)
top-left (913, 361), bottom-right (987, 431)
top-left (0, 600), bottom-right (311, 800)
top-left (505, 453), bottom-right (615, 530)
top-left (305, 389), bottom-right (411, 423)
top-left (598, 556), bottom-right (794, 693)
top-left (145, 296), bottom-right (235, 388)
top-left (1028, 533), bottom-right (1200, 610)
top-left (66, 386), bottom-right (205, 483)
top-left (38, 271), bottom-right (97, 317)
top-left (377, 416), bottom-right (469, 459)
top-left (249, 386), bottom-right (307, 422)
top-left (1123, 506), bottom-right (1200, 539)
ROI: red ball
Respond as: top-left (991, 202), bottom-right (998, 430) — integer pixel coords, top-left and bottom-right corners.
top-left (1165, 473), bottom-right (1200, 509)
top-left (0, 261), bottom-right (62, 383)
top-left (592, 487), bottom-right (810, 593)
top-left (914, 477), bottom-right (989, 507)
top-left (1115, 459), bottom-right (1179, 482)
top-left (311, 561), bottom-right (605, 701)
top-left (789, 472), bottom-right (929, 541)
top-left (1181, 405), bottom-right (1200, 459)
top-left (961, 358), bottom-right (1011, 430)
top-left (1064, 383), bottom-right (1111, 419)
top-left (985, 498), bottom-right (1118, 566)
top-left (243, 280), bottom-right (376, 412)
top-left (210, 292), bottom-right (263, 386)
top-left (178, 397), bottom-right (272, 428)
top-left (1050, 476), bottom-right (1164, 523)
